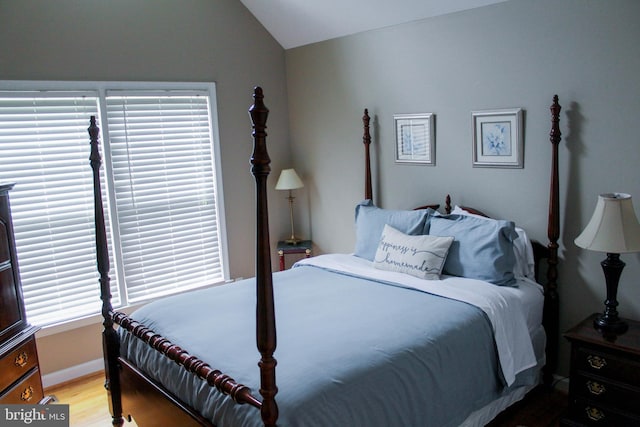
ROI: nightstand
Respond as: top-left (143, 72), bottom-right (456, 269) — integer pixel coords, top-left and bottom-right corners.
top-left (277, 240), bottom-right (312, 271)
top-left (561, 313), bottom-right (640, 426)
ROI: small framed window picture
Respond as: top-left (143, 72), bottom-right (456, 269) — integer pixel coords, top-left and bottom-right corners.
top-left (472, 108), bottom-right (524, 168)
top-left (394, 113), bottom-right (435, 165)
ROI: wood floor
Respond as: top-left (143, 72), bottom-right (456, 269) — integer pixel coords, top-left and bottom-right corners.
top-left (45, 372), bottom-right (137, 427)
top-left (487, 386), bottom-right (567, 427)
top-left (45, 372), bottom-right (567, 426)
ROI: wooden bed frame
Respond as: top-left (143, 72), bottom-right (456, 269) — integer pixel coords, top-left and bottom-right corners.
top-left (90, 88), bottom-right (561, 426)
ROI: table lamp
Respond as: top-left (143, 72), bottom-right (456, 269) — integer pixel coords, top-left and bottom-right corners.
top-left (275, 168), bottom-right (304, 244)
top-left (575, 193), bottom-right (640, 334)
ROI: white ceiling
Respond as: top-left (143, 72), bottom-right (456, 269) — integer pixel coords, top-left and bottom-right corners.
top-left (240, 0), bottom-right (509, 49)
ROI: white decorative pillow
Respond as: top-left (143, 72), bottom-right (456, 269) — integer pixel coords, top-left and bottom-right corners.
top-left (373, 224), bottom-right (454, 280)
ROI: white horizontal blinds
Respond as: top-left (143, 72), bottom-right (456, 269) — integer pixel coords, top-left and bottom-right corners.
top-left (0, 84), bottom-right (226, 327)
top-left (105, 92), bottom-right (223, 302)
top-left (0, 94), bottom-right (121, 326)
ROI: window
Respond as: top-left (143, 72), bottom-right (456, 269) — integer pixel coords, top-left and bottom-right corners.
top-left (0, 81), bottom-right (228, 327)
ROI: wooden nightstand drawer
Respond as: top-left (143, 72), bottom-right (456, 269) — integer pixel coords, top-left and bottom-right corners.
top-left (574, 345), bottom-right (640, 386)
top-left (0, 367), bottom-right (44, 404)
top-left (571, 374), bottom-right (639, 413)
top-left (0, 336), bottom-right (39, 392)
top-left (569, 396), bottom-right (640, 426)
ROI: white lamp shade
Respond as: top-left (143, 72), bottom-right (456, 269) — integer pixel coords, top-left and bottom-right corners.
top-left (575, 193), bottom-right (640, 253)
top-left (275, 168), bottom-right (304, 190)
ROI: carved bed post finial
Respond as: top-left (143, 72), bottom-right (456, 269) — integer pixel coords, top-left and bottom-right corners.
top-left (547, 95), bottom-right (561, 294)
top-left (249, 87), bottom-right (279, 427)
top-left (363, 109), bottom-right (373, 202)
top-left (89, 116), bottom-right (124, 426)
top-left (445, 195), bottom-right (452, 214)
top-left (89, 118), bottom-right (111, 323)
top-left (543, 95), bottom-right (561, 386)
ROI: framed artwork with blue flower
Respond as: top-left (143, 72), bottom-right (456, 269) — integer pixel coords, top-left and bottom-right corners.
top-left (394, 113), bottom-right (435, 165)
top-left (472, 108), bottom-right (523, 168)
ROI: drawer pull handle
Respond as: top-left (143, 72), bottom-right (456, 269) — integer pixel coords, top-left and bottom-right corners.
top-left (586, 355), bottom-right (607, 370)
top-left (20, 386), bottom-right (34, 402)
top-left (586, 380), bottom-right (606, 396)
top-left (585, 406), bottom-right (605, 422)
top-left (14, 351), bottom-right (29, 367)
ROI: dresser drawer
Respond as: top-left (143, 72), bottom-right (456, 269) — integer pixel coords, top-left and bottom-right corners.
top-left (0, 368), bottom-right (44, 404)
top-left (574, 345), bottom-right (640, 386)
top-left (571, 373), bottom-right (640, 414)
top-left (0, 336), bottom-right (39, 392)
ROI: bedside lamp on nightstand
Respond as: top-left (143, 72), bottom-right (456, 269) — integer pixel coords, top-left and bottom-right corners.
top-left (575, 193), bottom-right (640, 334)
top-left (275, 168), bottom-right (304, 245)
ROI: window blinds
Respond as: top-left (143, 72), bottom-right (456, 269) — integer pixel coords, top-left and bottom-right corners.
top-left (0, 93), bottom-right (118, 326)
top-left (0, 84), bottom-right (226, 326)
top-left (105, 92), bottom-right (224, 302)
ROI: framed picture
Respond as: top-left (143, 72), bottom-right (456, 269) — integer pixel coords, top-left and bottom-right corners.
top-left (472, 108), bottom-right (523, 168)
top-left (394, 113), bottom-right (435, 165)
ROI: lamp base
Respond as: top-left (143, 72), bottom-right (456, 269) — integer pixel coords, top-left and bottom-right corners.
top-left (594, 253), bottom-right (628, 335)
top-left (284, 237), bottom-right (302, 245)
top-left (594, 314), bottom-right (628, 335)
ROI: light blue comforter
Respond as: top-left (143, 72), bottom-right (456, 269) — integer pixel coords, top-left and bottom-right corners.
top-left (121, 264), bottom-right (521, 426)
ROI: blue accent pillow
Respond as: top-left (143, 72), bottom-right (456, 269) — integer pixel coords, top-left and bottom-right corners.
top-left (354, 200), bottom-right (434, 261)
top-left (429, 214), bottom-right (518, 286)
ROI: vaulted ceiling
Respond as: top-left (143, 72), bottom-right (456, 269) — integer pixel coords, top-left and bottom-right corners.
top-left (240, 0), bottom-right (509, 49)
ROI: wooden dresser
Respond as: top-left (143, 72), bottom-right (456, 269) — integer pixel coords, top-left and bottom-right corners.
top-left (0, 183), bottom-right (47, 404)
top-left (562, 313), bottom-right (640, 426)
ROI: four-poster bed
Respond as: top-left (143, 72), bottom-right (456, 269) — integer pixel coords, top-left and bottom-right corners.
top-left (91, 88), bottom-right (562, 426)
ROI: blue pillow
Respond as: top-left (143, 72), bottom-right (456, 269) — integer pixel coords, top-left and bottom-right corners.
top-left (429, 214), bottom-right (518, 286)
top-left (354, 200), bottom-right (434, 261)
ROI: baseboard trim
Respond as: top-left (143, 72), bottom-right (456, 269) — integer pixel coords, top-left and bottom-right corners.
top-left (42, 358), bottom-right (103, 388)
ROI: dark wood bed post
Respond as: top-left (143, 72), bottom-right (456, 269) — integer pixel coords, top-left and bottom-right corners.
top-left (363, 109), bottom-right (373, 202)
top-left (543, 95), bottom-right (561, 386)
top-left (89, 116), bottom-right (124, 426)
top-left (445, 195), bottom-right (452, 214)
top-left (249, 87), bottom-right (279, 427)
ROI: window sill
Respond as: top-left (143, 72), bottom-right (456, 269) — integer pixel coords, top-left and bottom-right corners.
top-left (36, 303), bottom-right (145, 338)
top-left (35, 279), bottom-right (234, 338)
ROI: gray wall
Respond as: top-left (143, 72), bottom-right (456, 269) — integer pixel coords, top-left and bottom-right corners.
top-left (0, 0), bottom-right (290, 375)
top-left (286, 0), bottom-right (640, 374)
